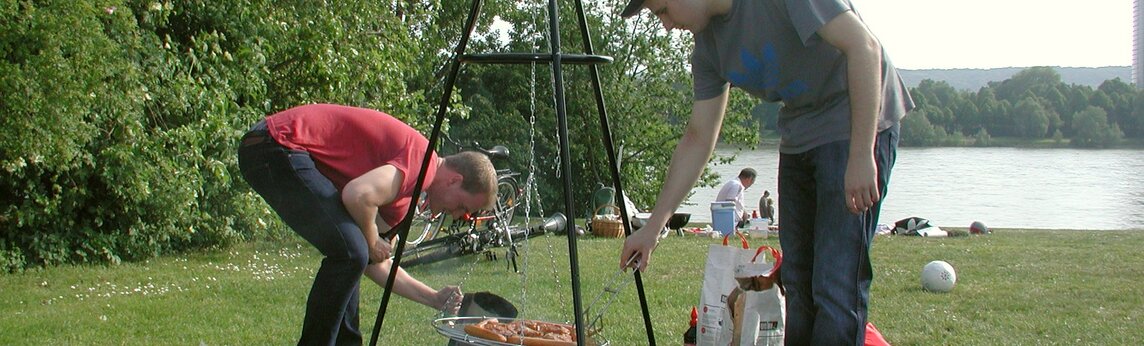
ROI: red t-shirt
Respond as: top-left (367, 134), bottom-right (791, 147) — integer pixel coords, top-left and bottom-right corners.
top-left (265, 104), bottom-right (438, 227)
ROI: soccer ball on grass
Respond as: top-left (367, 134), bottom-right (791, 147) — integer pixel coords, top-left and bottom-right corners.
top-left (920, 260), bottom-right (956, 293)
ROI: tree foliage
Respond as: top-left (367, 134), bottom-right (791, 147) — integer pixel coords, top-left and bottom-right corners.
top-left (904, 66), bottom-right (1143, 146)
top-left (1, 0), bottom-right (760, 270)
top-left (0, 0), bottom-right (451, 271)
top-left (440, 1), bottom-right (758, 213)
top-left (1071, 106), bottom-right (1123, 148)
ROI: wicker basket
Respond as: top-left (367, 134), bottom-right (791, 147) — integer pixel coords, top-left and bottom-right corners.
top-left (590, 205), bottom-right (626, 238)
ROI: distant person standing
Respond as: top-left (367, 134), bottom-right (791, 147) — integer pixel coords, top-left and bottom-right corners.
top-left (715, 168), bottom-right (756, 227)
top-left (759, 190), bottom-right (775, 225)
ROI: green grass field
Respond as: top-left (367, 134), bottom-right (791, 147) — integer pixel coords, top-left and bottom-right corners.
top-left (2, 228), bottom-right (1142, 345)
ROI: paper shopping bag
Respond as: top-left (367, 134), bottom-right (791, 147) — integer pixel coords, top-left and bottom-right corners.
top-left (698, 233), bottom-right (782, 346)
top-left (722, 246), bottom-right (784, 346)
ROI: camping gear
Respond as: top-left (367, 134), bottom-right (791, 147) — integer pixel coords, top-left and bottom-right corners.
top-left (667, 212), bottom-right (692, 236)
top-left (698, 234), bottom-right (785, 346)
top-left (892, 217), bottom-right (946, 237)
top-left (590, 205), bottom-right (625, 238)
top-left (590, 184), bottom-right (617, 216)
top-left (710, 202), bottom-right (737, 236)
top-left (588, 184), bottom-right (627, 238)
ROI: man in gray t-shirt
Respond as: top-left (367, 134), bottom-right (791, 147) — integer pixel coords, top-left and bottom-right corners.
top-left (617, 0), bottom-right (913, 344)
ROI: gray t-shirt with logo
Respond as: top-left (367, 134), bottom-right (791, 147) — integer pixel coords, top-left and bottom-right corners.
top-left (692, 0), bottom-right (914, 154)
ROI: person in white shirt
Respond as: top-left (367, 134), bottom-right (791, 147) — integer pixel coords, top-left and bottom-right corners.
top-left (714, 168), bottom-right (756, 227)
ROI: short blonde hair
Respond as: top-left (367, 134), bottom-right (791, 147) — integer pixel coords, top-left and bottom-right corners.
top-left (441, 151), bottom-right (498, 208)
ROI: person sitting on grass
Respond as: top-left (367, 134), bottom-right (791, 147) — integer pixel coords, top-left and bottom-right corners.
top-left (759, 190), bottom-right (775, 225)
top-left (237, 103), bottom-right (498, 345)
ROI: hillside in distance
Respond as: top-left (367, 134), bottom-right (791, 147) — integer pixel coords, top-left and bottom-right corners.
top-left (898, 66), bottom-right (1132, 91)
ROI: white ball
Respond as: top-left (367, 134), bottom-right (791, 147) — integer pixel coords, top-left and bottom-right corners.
top-left (921, 260), bottom-right (957, 293)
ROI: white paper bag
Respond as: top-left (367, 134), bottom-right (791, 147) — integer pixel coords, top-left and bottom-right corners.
top-left (728, 246), bottom-right (784, 346)
top-left (696, 234), bottom-right (750, 346)
top-left (698, 237), bottom-right (785, 346)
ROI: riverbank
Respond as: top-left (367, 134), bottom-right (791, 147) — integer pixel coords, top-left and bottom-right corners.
top-left (749, 132), bottom-right (1144, 149)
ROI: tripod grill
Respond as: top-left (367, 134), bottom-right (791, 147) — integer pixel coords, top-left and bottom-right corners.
top-left (372, 1), bottom-right (656, 345)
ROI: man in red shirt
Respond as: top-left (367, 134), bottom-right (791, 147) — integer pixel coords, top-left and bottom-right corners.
top-left (238, 104), bottom-right (498, 345)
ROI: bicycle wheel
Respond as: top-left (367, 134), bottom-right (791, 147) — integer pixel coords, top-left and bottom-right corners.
top-left (495, 176), bottom-right (519, 226)
top-left (406, 194), bottom-right (445, 246)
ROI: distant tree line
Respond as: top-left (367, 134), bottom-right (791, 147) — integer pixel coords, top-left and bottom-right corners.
top-left (748, 67), bottom-right (1141, 148)
top-left (898, 67), bottom-right (1138, 148)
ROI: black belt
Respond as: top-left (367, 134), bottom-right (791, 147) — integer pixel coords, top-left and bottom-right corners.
top-left (240, 119), bottom-right (272, 147)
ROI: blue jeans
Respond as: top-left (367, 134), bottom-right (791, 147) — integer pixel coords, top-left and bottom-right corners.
top-left (238, 125), bottom-right (369, 346)
top-left (777, 125), bottom-right (898, 346)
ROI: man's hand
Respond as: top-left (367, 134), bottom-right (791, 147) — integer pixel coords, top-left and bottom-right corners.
top-left (844, 154), bottom-right (879, 215)
top-left (369, 237), bottom-right (393, 263)
top-left (620, 227), bottom-right (658, 272)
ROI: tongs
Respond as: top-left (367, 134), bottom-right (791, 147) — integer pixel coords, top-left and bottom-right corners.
top-left (583, 256), bottom-right (639, 337)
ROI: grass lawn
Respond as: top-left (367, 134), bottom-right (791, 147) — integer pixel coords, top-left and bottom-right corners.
top-left (2, 228), bottom-right (1142, 345)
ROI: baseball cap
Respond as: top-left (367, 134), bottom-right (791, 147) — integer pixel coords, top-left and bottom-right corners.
top-left (619, 0), bottom-right (646, 18)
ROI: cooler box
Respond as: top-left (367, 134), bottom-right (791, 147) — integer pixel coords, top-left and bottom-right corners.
top-left (710, 201), bottom-right (736, 236)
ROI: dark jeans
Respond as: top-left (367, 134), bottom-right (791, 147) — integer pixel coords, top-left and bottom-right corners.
top-left (777, 125), bottom-right (898, 346)
top-left (237, 123), bottom-right (369, 346)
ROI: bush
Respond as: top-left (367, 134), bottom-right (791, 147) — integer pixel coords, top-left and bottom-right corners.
top-left (0, 0), bottom-right (439, 270)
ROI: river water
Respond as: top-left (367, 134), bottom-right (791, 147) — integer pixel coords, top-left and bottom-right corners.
top-left (676, 146), bottom-right (1144, 230)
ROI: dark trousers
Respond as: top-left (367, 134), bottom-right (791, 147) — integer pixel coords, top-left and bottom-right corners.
top-left (778, 125), bottom-right (898, 346)
top-left (237, 123), bottom-right (369, 346)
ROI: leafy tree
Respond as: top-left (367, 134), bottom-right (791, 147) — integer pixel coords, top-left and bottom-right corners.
top-left (985, 99), bottom-right (1015, 137)
top-left (991, 66), bottom-right (1061, 102)
top-left (1039, 86), bottom-right (1067, 134)
top-left (1059, 85), bottom-right (1094, 137)
top-left (1126, 90), bottom-right (1144, 138)
top-left (1089, 90), bottom-right (1114, 113)
top-left (954, 98), bottom-right (982, 136)
top-left (1095, 78), bottom-right (1137, 138)
top-left (972, 128), bottom-right (992, 147)
top-left (912, 80), bottom-right (961, 133)
top-left (1012, 96), bottom-right (1051, 139)
top-left (1071, 106), bottom-right (1120, 148)
top-left (900, 108), bottom-right (947, 146)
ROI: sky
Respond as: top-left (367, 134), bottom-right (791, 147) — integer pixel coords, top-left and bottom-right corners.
top-left (855, 0), bottom-right (1134, 69)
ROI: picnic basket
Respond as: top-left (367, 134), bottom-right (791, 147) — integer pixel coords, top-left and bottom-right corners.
top-left (590, 205), bottom-right (626, 238)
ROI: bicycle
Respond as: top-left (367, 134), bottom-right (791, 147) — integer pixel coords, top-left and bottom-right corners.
top-left (400, 141), bottom-right (538, 268)
top-left (404, 142), bottom-right (522, 246)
